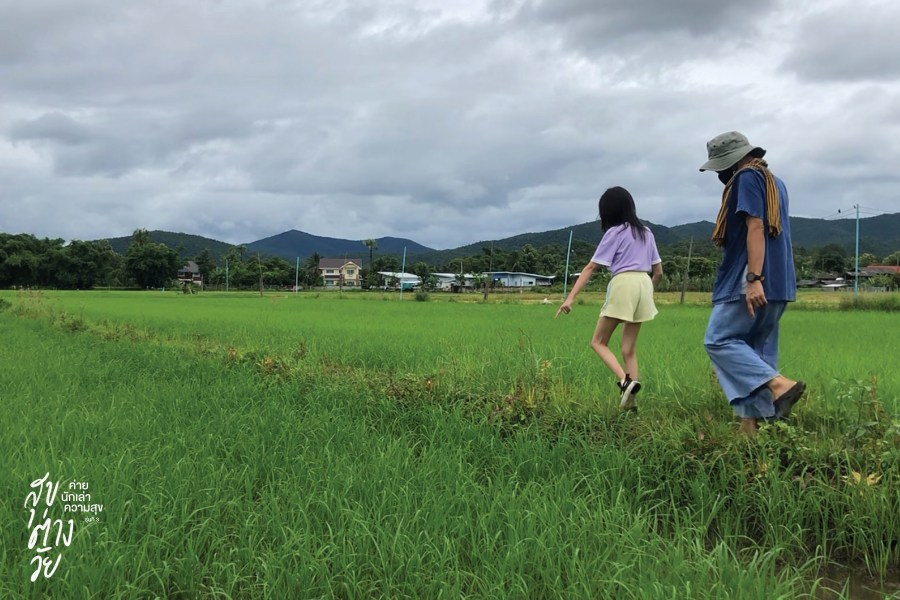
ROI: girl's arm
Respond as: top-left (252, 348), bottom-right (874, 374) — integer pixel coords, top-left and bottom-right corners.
top-left (651, 262), bottom-right (663, 290)
top-left (555, 261), bottom-right (598, 318)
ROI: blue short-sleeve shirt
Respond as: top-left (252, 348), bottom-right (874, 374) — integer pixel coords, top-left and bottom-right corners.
top-left (711, 169), bottom-right (797, 304)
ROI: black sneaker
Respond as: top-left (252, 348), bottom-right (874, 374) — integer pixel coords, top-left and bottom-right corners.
top-left (619, 375), bottom-right (641, 410)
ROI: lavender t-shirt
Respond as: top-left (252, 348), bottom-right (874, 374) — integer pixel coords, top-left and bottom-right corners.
top-left (590, 225), bottom-right (661, 275)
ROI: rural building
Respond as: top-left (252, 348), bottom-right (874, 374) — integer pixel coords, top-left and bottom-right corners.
top-left (318, 258), bottom-right (362, 287)
top-left (484, 271), bottom-right (555, 288)
top-left (843, 265), bottom-right (900, 291)
top-left (377, 271), bottom-right (420, 290)
top-left (177, 261), bottom-right (203, 285)
top-left (799, 275), bottom-right (849, 291)
top-left (432, 272), bottom-right (478, 291)
top-left (847, 265), bottom-right (900, 279)
top-left (796, 279), bottom-right (821, 288)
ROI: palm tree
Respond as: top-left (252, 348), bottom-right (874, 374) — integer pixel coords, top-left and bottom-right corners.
top-left (132, 228), bottom-right (152, 247)
top-left (303, 252), bottom-right (322, 287)
top-left (363, 239), bottom-right (378, 267)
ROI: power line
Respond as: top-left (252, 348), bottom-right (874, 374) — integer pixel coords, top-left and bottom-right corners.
top-left (819, 205), bottom-right (894, 220)
top-left (858, 206), bottom-right (893, 215)
top-left (821, 207), bottom-right (856, 220)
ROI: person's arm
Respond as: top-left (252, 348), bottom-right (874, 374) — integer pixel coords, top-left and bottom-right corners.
top-left (651, 262), bottom-right (663, 290)
top-left (555, 261), bottom-right (598, 318)
top-left (745, 214), bottom-right (766, 316)
top-left (648, 233), bottom-right (663, 291)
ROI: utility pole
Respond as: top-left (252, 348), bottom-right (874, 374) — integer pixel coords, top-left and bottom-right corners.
top-left (399, 246), bottom-right (407, 301)
top-left (854, 204), bottom-right (860, 301)
top-left (484, 241), bottom-right (494, 301)
top-left (257, 253), bottom-right (264, 297)
top-left (295, 257), bottom-right (299, 293)
top-left (680, 237), bottom-right (693, 304)
top-left (562, 230), bottom-right (573, 299)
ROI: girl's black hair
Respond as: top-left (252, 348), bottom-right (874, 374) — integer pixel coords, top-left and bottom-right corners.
top-left (598, 186), bottom-right (646, 241)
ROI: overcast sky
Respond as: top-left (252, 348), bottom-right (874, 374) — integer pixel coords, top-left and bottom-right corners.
top-left (2, 0), bottom-right (898, 250)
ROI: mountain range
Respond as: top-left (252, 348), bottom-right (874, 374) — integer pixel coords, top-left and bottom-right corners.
top-left (101, 212), bottom-right (900, 266)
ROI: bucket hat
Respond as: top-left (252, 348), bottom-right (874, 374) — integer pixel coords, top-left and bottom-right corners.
top-left (699, 131), bottom-right (766, 172)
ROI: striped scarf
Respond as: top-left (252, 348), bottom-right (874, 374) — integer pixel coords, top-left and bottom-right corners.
top-left (711, 158), bottom-right (782, 247)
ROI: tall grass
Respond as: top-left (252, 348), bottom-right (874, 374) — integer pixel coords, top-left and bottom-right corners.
top-left (3, 290), bottom-right (897, 409)
top-left (1, 290), bottom-right (898, 598)
top-left (839, 293), bottom-right (900, 312)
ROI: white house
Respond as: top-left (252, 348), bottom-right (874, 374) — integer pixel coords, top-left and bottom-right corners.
top-left (377, 271), bottom-right (421, 290)
top-left (432, 273), bottom-right (478, 291)
top-left (177, 261), bottom-right (203, 285)
top-left (484, 271), bottom-right (555, 287)
top-left (318, 258), bottom-right (362, 287)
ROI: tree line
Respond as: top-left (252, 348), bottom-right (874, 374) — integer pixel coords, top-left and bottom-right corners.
top-left (0, 229), bottom-right (181, 289)
top-left (2, 229), bottom-right (898, 291)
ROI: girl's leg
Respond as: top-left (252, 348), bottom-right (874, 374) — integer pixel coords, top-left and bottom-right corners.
top-left (620, 321), bottom-right (643, 381)
top-left (591, 316), bottom-right (625, 380)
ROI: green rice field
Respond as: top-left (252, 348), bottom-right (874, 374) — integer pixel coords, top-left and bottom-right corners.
top-left (1, 289), bottom-right (898, 599)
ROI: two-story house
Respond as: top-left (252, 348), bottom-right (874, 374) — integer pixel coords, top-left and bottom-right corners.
top-left (318, 258), bottom-right (362, 287)
top-left (177, 261), bottom-right (203, 286)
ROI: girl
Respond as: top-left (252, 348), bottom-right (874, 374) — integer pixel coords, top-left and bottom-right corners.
top-left (556, 186), bottom-right (663, 409)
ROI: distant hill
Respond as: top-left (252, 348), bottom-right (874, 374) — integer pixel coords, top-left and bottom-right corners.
top-left (410, 220), bottom-right (707, 264)
top-left (645, 214), bottom-right (899, 256)
top-left (244, 230), bottom-right (433, 264)
top-left (102, 229), bottom-right (433, 266)
top-left (104, 231), bottom-right (233, 263)
top-left (668, 221), bottom-right (716, 241)
top-left (96, 212), bottom-right (898, 267)
top-left (410, 213), bottom-right (899, 264)
top-left (790, 214), bottom-right (900, 256)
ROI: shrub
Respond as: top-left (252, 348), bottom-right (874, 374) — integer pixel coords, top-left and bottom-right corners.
top-left (414, 291), bottom-right (429, 302)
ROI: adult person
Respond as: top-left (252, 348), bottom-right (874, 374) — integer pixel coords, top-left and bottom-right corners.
top-left (699, 131), bottom-right (805, 434)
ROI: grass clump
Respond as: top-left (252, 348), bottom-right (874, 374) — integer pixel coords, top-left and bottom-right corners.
top-left (839, 293), bottom-right (900, 312)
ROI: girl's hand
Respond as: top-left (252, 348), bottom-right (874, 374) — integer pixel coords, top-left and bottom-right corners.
top-left (555, 301), bottom-right (572, 319)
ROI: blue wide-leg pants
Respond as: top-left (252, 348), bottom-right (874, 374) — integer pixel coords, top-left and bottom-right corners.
top-left (704, 299), bottom-right (787, 419)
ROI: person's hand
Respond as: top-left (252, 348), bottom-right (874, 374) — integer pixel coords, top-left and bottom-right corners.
top-left (555, 300), bottom-right (572, 319)
top-left (746, 281), bottom-right (767, 317)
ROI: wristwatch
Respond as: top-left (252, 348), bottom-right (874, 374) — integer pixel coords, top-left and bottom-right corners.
top-left (746, 272), bottom-right (765, 283)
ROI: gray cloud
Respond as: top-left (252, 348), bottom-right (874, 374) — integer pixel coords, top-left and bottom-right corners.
top-left (519, 0), bottom-right (775, 36)
top-left (505, 0), bottom-right (778, 68)
top-left (781, 3), bottom-right (900, 82)
top-left (1, 0), bottom-right (898, 251)
top-left (9, 113), bottom-right (92, 145)
top-left (9, 108), bottom-right (255, 177)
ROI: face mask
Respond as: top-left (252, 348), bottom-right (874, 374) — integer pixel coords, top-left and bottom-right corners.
top-left (717, 168), bottom-right (735, 185)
